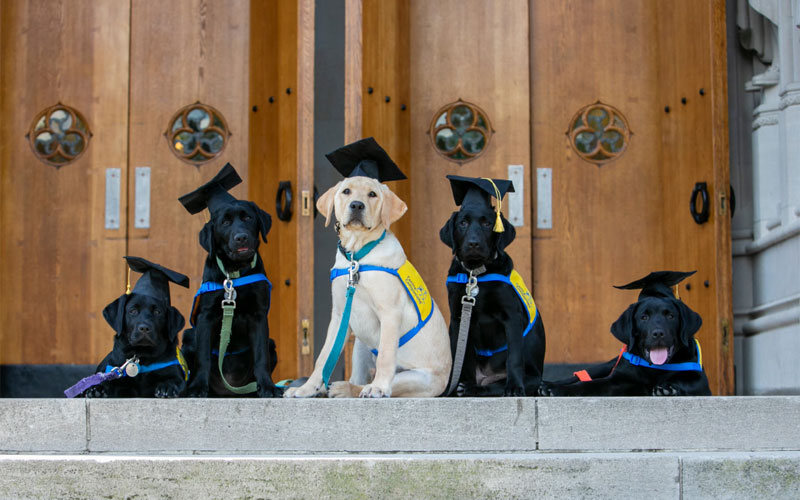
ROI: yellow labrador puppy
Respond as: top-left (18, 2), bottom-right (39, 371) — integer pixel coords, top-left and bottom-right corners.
top-left (285, 176), bottom-right (451, 398)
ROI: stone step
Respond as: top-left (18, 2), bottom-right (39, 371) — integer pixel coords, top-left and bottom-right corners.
top-left (2, 452), bottom-right (799, 499)
top-left (1, 397), bottom-right (798, 454)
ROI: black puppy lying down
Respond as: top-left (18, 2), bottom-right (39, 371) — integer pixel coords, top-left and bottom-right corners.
top-left (86, 257), bottom-right (190, 398)
top-left (179, 163), bottom-right (280, 398)
top-left (539, 271), bottom-right (711, 397)
top-left (439, 175), bottom-right (546, 397)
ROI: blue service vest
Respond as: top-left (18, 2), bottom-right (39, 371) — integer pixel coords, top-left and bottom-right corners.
top-left (330, 261), bottom-right (433, 355)
top-left (446, 270), bottom-right (539, 357)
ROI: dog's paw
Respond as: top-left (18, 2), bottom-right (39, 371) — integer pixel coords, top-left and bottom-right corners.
top-left (328, 381), bottom-right (362, 398)
top-left (456, 382), bottom-right (477, 397)
top-left (257, 383), bottom-right (283, 398)
top-left (85, 386), bottom-right (108, 398)
top-left (359, 383), bottom-right (391, 398)
top-left (504, 383), bottom-right (526, 397)
top-left (186, 382), bottom-right (208, 398)
top-left (537, 383), bottom-right (561, 397)
top-left (155, 383), bottom-right (181, 398)
top-left (284, 381), bottom-right (326, 398)
top-left (652, 384), bottom-right (679, 397)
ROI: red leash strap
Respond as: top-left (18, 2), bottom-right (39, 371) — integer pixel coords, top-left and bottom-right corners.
top-left (572, 345), bottom-right (627, 382)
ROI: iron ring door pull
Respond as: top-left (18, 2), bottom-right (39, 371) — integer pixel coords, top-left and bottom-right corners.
top-left (276, 181), bottom-right (293, 222)
top-left (690, 182), bottom-right (710, 224)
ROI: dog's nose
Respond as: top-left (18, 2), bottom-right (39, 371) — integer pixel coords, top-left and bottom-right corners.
top-left (137, 324), bottom-right (151, 335)
top-left (350, 200), bottom-right (365, 211)
top-left (467, 240), bottom-right (481, 250)
top-left (652, 329), bottom-right (664, 339)
top-left (234, 233), bottom-right (249, 245)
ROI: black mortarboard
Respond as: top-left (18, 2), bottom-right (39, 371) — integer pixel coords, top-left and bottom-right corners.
top-left (178, 163), bottom-right (242, 214)
top-left (124, 256), bottom-right (190, 305)
top-left (614, 270), bottom-right (696, 300)
top-left (446, 175), bottom-right (515, 232)
top-left (325, 137), bottom-right (407, 182)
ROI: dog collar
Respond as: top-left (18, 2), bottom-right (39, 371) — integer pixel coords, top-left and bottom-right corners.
top-left (338, 230), bottom-right (386, 261)
top-left (621, 339), bottom-right (703, 372)
top-left (215, 254), bottom-right (257, 279)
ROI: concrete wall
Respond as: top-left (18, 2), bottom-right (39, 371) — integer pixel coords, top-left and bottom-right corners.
top-left (729, 0), bottom-right (800, 395)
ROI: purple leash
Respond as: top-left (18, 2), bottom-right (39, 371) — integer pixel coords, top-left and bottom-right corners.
top-left (64, 356), bottom-right (139, 398)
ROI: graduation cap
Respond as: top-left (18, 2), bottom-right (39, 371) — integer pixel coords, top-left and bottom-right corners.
top-left (614, 270), bottom-right (696, 300)
top-left (124, 256), bottom-right (190, 305)
top-left (446, 174), bottom-right (515, 232)
top-left (178, 163), bottom-right (242, 215)
top-left (325, 137), bottom-right (407, 182)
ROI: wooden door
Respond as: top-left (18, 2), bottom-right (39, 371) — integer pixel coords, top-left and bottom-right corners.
top-left (126, 0), bottom-right (315, 382)
top-left (530, 0), bottom-right (733, 394)
top-left (0, 0), bottom-right (130, 365)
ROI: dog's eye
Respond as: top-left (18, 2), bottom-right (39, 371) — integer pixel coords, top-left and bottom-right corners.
top-left (666, 313), bottom-right (674, 319)
top-left (128, 308), bottom-right (138, 316)
top-left (221, 219), bottom-right (231, 226)
top-left (342, 188), bottom-right (351, 195)
top-left (459, 220), bottom-right (468, 227)
top-left (482, 220), bottom-right (492, 228)
top-left (640, 314), bottom-right (649, 321)
top-left (242, 215), bottom-right (252, 221)
top-left (152, 307), bottom-right (162, 316)
top-left (368, 191), bottom-right (377, 198)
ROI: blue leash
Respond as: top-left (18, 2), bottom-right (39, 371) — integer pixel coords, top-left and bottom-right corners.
top-left (320, 231), bottom-right (386, 389)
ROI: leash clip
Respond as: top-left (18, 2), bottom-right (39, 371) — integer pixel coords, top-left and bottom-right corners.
top-left (223, 277), bottom-right (237, 301)
top-left (348, 259), bottom-right (360, 286)
top-left (465, 273), bottom-right (479, 298)
top-left (119, 355), bottom-right (140, 378)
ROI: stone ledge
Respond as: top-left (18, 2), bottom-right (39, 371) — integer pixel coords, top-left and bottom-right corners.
top-left (1, 452), bottom-right (799, 500)
top-left (2, 397), bottom-right (798, 454)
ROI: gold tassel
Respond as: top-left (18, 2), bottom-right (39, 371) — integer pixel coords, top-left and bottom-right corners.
top-left (125, 267), bottom-right (132, 295)
top-left (481, 177), bottom-right (505, 233)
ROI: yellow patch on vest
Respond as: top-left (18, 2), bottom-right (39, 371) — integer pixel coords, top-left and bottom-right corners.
top-left (398, 261), bottom-right (433, 320)
top-left (176, 346), bottom-right (190, 381)
top-left (509, 270), bottom-right (537, 324)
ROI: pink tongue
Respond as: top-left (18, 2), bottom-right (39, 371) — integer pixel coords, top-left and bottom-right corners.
top-left (649, 347), bottom-right (669, 365)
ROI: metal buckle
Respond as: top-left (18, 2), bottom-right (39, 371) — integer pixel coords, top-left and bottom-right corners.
top-left (348, 259), bottom-right (360, 286)
top-left (465, 274), bottom-right (479, 298)
top-left (461, 295), bottom-right (476, 306)
top-left (223, 278), bottom-right (237, 301)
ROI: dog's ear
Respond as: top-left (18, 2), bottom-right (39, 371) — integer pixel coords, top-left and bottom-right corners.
top-left (166, 306), bottom-right (186, 344)
top-left (247, 201), bottom-right (272, 243)
top-left (380, 185), bottom-right (408, 230)
top-left (610, 302), bottom-right (637, 350)
top-left (199, 221), bottom-right (214, 254)
top-left (495, 214), bottom-right (517, 254)
top-left (102, 295), bottom-right (128, 337)
top-left (676, 299), bottom-right (702, 347)
top-left (316, 182), bottom-right (340, 227)
top-left (439, 212), bottom-right (458, 252)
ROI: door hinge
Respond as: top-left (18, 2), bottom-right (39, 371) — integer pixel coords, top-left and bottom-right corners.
top-left (301, 319), bottom-right (311, 355)
top-left (719, 191), bottom-right (727, 216)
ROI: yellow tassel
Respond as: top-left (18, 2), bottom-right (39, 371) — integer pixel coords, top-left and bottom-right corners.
top-left (125, 267), bottom-right (132, 295)
top-left (493, 211), bottom-right (504, 232)
top-left (482, 177), bottom-right (505, 233)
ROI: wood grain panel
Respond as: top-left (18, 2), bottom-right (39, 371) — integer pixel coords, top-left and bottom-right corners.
top-left (530, 1), bottom-right (664, 363)
top-left (656, 0), bottom-right (732, 394)
top-left (249, 0), bottom-right (315, 380)
top-left (409, 0), bottom-right (532, 318)
top-left (127, 0), bottom-right (251, 347)
top-left (0, 0), bottom-right (129, 364)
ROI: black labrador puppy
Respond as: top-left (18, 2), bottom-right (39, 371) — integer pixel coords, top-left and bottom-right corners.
top-left (179, 163), bottom-right (280, 398)
top-left (86, 257), bottom-right (189, 398)
top-left (539, 271), bottom-right (711, 396)
top-left (439, 175), bottom-right (546, 396)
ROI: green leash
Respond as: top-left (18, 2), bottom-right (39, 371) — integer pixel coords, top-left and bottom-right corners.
top-left (217, 255), bottom-right (258, 394)
top-left (321, 231), bottom-right (386, 389)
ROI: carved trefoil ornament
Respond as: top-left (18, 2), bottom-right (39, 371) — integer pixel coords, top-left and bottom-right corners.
top-left (27, 104), bottom-right (92, 168)
top-left (166, 102), bottom-right (231, 165)
top-left (430, 99), bottom-right (494, 164)
top-left (568, 102), bottom-right (631, 166)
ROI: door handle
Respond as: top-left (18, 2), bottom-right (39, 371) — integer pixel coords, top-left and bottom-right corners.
top-left (276, 181), bottom-right (293, 222)
top-left (690, 182), bottom-right (709, 224)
